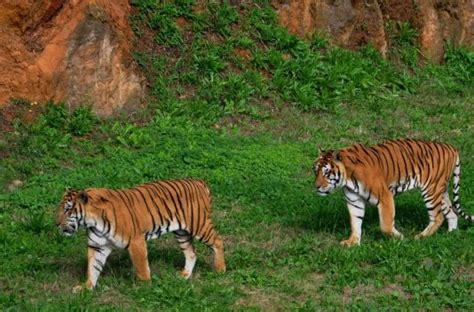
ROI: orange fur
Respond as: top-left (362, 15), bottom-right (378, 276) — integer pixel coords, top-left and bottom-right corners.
top-left (314, 139), bottom-right (472, 246)
top-left (56, 179), bottom-right (226, 291)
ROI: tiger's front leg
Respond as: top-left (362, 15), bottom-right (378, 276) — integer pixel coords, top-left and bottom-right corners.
top-left (341, 190), bottom-right (366, 247)
top-left (73, 245), bottom-right (113, 293)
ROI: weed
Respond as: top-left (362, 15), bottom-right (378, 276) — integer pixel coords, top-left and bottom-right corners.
top-left (9, 98), bottom-right (31, 106)
top-left (387, 21), bottom-right (419, 67)
top-left (206, 3), bottom-right (239, 37)
top-left (21, 210), bottom-right (49, 235)
top-left (67, 106), bottom-right (96, 136)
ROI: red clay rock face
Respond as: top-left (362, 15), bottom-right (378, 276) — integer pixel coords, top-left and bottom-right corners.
top-left (416, 0), bottom-right (473, 61)
top-left (273, 0), bottom-right (473, 62)
top-left (0, 0), bottom-right (144, 116)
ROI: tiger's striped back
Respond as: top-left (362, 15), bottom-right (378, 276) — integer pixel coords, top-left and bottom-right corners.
top-left (341, 139), bottom-right (458, 195)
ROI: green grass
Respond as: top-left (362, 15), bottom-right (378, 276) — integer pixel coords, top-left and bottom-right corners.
top-left (1, 1), bottom-right (474, 310)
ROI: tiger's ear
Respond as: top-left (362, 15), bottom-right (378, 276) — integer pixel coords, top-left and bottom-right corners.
top-left (87, 189), bottom-right (110, 209)
top-left (78, 191), bottom-right (88, 204)
top-left (333, 151), bottom-right (342, 162)
top-left (317, 147), bottom-right (326, 155)
top-left (65, 187), bottom-right (76, 195)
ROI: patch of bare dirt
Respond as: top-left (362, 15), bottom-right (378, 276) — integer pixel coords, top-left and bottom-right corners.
top-left (456, 264), bottom-right (474, 282)
top-left (92, 288), bottom-right (135, 308)
top-left (343, 282), bottom-right (412, 304)
top-left (292, 271), bottom-right (326, 302)
top-left (175, 16), bottom-right (189, 29)
top-left (234, 48), bottom-right (252, 59)
top-left (233, 287), bottom-right (292, 311)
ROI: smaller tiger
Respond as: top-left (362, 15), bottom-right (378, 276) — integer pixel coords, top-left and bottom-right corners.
top-left (56, 179), bottom-right (226, 292)
top-left (313, 139), bottom-right (473, 246)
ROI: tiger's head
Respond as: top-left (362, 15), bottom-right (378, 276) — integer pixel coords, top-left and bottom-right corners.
top-left (313, 149), bottom-right (345, 196)
top-left (56, 189), bottom-right (89, 236)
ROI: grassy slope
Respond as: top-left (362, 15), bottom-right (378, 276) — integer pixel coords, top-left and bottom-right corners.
top-left (1, 1), bottom-right (473, 310)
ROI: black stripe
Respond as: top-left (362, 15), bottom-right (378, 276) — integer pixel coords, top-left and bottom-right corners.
top-left (160, 181), bottom-right (185, 224)
top-left (115, 190), bottom-right (139, 236)
top-left (143, 186), bottom-right (166, 226)
top-left (351, 204), bottom-right (364, 210)
top-left (397, 142), bottom-right (411, 181)
top-left (135, 187), bottom-right (157, 234)
top-left (93, 264), bottom-right (103, 273)
top-left (166, 181), bottom-right (187, 229)
top-left (106, 190), bottom-right (118, 236)
top-left (200, 224), bottom-right (214, 244)
top-left (88, 245), bottom-right (104, 255)
top-left (380, 145), bottom-right (396, 180)
top-left (182, 180), bottom-right (195, 233)
top-left (151, 183), bottom-right (175, 221)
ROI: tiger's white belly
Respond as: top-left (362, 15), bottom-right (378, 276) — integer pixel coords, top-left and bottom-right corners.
top-left (389, 177), bottom-right (418, 195)
top-left (86, 218), bottom-right (184, 248)
top-left (345, 176), bottom-right (419, 205)
top-left (145, 220), bottom-right (182, 241)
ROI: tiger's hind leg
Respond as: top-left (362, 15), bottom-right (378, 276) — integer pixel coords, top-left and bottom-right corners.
top-left (416, 185), bottom-right (446, 239)
top-left (200, 224), bottom-right (226, 273)
top-left (174, 230), bottom-right (197, 279)
top-left (442, 191), bottom-right (458, 232)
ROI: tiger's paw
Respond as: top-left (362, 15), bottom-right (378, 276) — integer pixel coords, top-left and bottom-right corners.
top-left (180, 270), bottom-right (192, 280)
top-left (340, 238), bottom-right (360, 247)
top-left (214, 263), bottom-right (226, 273)
top-left (392, 229), bottom-right (404, 240)
top-left (72, 284), bottom-right (85, 294)
top-left (73, 281), bottom-right (94, 293)
top-left (414, 233), bottom-right (425, 240)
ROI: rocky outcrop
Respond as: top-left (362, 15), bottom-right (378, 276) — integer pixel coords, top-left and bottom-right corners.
top-left (273, 0), bottom-right (474, 62)
top-left (0, 0), bottom-right (145, 116)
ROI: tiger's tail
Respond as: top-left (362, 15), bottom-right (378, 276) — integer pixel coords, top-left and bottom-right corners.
top-left (452, 156), bottom-right (474, 221)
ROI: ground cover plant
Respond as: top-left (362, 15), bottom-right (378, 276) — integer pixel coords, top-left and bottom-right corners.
top-left (1, 1), bottom-right (473, 310)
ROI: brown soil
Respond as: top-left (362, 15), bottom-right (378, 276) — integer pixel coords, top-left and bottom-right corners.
top-left (0, 1), bottom-right (145, 115)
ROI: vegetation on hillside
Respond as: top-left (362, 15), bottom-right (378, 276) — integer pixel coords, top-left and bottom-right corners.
top-left (1, 1), bottom-right (473, 310)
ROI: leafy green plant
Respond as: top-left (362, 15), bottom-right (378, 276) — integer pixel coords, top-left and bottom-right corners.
top-left (21, 210), bottom-right (49, 235)
top-left (387, 21), bottom-right (419, 67)
top-left (67, 106), bottom-right (96, 136)
top-left (110, 121), bottom-right (153, 148)
top-left (9, 98), bottom-right (31, 106)
top-left (41, 101), bottom-right (68, 130)
top-left (311, 32), bottom-right (330, 51)
top-left (443, 42), bottom-right (473, 85)
top-left (206, 3), bottom-right (239, 37)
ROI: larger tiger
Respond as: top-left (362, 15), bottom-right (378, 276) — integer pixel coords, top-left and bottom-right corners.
top-left (313, 139), bottom-right (473, 246)
top-left (56, 179), bottom-right (226, 292)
